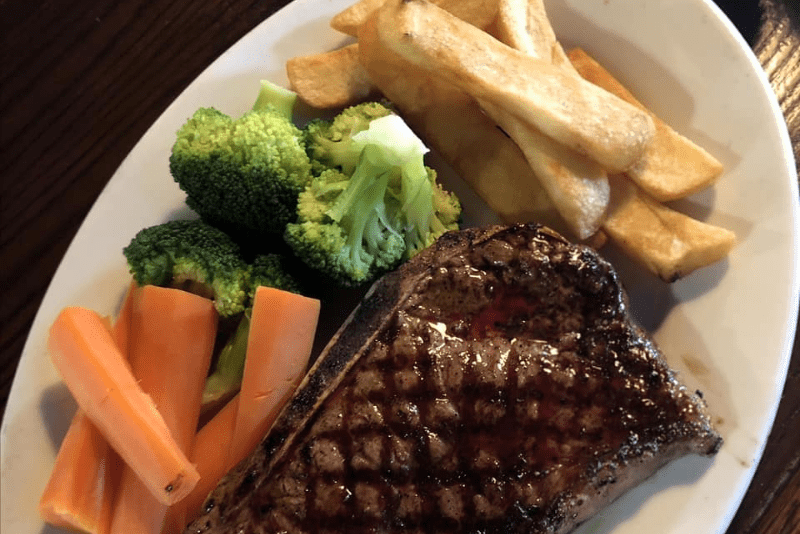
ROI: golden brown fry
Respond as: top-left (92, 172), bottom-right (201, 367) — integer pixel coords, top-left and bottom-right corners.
top-left (286, 43), bottom-right (377, 109)
top-left (357, 11), bottom-right (571, 236)
top-left (377, 0), bottom-right (654, 173)
top-left (479, 100), bottom-right (609, 238)
top-left (488, 0), bottom-right (609, 238)
top-left (602, 175), bottom-right (736, 281)
top-left (330, 0), bottom-right (385, 36)
top-left (568, 48), bottom-right (724, 201)
top-left (331, 0), bottom-right (498, 37)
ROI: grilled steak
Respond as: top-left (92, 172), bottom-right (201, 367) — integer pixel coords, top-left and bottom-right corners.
top-left (185, 223), bottom-right (722, 534)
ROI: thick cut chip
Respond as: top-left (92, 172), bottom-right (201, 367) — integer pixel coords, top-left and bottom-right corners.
top-left (331, 0), bottom-right (498, 36)
top-left (286, 43), bottom-right (377, 109)
top-left (479, 100), bottom-right (609, 239)
top-left (487, 0), bottom-right (609, 238)
top-left (569, 48), bottom-right (724, 201)
top-left (602, 175), bottom-right (736, 281)
top-left (356, 11), bottom-right (571, 236)
top-left (494, 0), bottom-right (569, 67)
top-left (376, 0), bottom-right (655, 173)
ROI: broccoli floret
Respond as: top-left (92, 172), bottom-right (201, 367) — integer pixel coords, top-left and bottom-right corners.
top-left (123, 219), bottom-right (251, 317)
top-left (249, 253), bottom-right (303, 295)
top-left (285, 106), bottom-right (461, 286)
top-left (304, 101), bottom-right (394, 175)
top-left (169, 83), bottom-right (312, 240)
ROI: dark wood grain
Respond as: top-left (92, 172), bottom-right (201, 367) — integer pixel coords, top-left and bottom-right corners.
top-left (1, 1), bottom-right (797, 533)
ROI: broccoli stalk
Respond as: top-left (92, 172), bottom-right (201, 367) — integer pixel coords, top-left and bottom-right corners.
top-left (201, 309), bottom-right (250, 406)
top-left (285, 105), bottom-right (461, 286)
top-left (252, 79), bottom-right (297, 119)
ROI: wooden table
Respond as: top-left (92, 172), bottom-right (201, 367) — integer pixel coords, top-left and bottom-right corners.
top-left (2, 0), bottom-right (798, 532)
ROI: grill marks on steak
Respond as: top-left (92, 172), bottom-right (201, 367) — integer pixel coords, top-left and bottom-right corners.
top-left (186, 224), bottom-right (722, 534)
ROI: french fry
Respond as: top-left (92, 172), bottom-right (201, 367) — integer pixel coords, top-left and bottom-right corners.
top-left (286, 43), bottom-right (377, 109)
top-left (568, 48), bottom-right (724, 201)
top-left (376, 0), bottom-right (655, 173)
top-left (331, 0), bottom-right (385, 36)
top-left (479, 100), bottom-right (609, 238)
top-left (331, 0), bottom-right (499, 37)
top-left (357, 11), bottom-right (571, 236)
top-left (602, 175), bottom-right (735, 281)
top-left (493, 0), bottom-right (572, 69)
top-left (487, 0), bottom-right (609, 238)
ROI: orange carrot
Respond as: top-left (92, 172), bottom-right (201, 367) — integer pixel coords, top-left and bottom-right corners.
top-left (162, 394), bottom-right (239, 532)
top-left (39, 283), bottom-right (136, 532)
top-left (111, 280), bottom-right (138, 355)
top-left (48, 306), bottom-right (200, 506)
top-left (38, 411), bottom-right (113, 532)
top-left (110, 285), bottom-right (218, 534)
top-left (229, 286), bottom-right (319, 469)
top-left (170, 286), bottom-right (320, 529)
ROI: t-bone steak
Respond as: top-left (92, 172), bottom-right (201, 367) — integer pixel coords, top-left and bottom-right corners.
top-left (185, 223), bottom-right (722, 534)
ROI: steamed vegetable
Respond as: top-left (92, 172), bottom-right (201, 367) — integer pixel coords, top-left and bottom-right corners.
top-left (165, 286), bottom-right (320, 527)
top-left (122, 218), bottom-right (303, 406)
top-left (230, 286), bottom-right (320, 462)
top-left (38, 284), bottom-right (136, 533)
top-left (169, 82), bottom-right (312, 239)
top-left (285, 104), bottom-right (461, 286)
top-left (48, 307), bottom-right (200, 506)
top-left (109, 286), bottom-right (217, 534)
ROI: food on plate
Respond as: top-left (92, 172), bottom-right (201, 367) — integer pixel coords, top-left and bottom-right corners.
top-left (356, 14), bottom-right (571, 237)
top-left (296, 0), bottom-right (735, 277)
top-left (284, 103), bottom-right (461, 286)
top-left (375, 0), bottom-right (655, 174)
top-left (251, 79), bottom-right (299, 120)
top-left (494, 0), bottom-right (571, 68)
top-left (478, 100), bottom-right (610, 239)
top-left (48, 307), bottom-right (200, 506)
top-left (123, 218), bottom-right (303, 407)
top-left (329, 0), bottom-right (498, 37)
top-left (39, 410), bottom-right (121, 533)
top-left (232, 286), bottom-right (321, 470)
top-left (185, 224), bottom-right (722, 533)
top-left (109, 285), bottom-right (218, 533)
top-left (39, 282), bottom-right (136, 533)
top-left (286, 43), bottom-right (377, 109)
top-left (41, 282), bottom-right (320, 532)
top-left (169, 83), bottom-right (312, 239)
top-left (568, 48), bottom-right (724, 201)
top-left (484, 0), bottom-right (614, 240)
top-left (603, 175), bottom-right (736, 282)
top-left (166, 285), bottom-right (320, 529)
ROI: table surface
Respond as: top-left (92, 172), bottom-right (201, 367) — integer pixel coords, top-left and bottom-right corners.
top-left (2, 0), bottom-right (798, 532)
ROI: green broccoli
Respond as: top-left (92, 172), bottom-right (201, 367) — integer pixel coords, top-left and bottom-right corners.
top-left (123, 219), bottom-right (251, 317)
top-left (285, 104), bottom-right (462, 286)
top-left (304, 101), bottom-right (394, 174)
top-left (249, 253), bottom-right (304, 295)
top-left (169, 82), bottom-right (312, 240)
top-left (122, 218), bottom-right (303, 407)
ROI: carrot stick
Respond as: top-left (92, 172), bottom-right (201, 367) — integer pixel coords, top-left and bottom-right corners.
top-left (110, 285), bottom-right (218, 534)
top-left (162, 394), bottom-right (239, 532)
top-left (229, 286), bottom-right (319, 468)
top-left (111, 280), bottom-right (138, 355)
top-left (48, 306), bottom-right (200, 506)
top-left (169, 286), bottom-right (319, 529)
top-left (39, 283), bottom-right (136, 532)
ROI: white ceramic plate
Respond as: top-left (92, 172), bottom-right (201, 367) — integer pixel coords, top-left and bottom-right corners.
top-left (2, 0), bottom-right (798, 532)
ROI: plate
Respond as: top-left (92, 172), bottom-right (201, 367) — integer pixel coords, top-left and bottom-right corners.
top-left (2, 0), bottom-right (798, 532)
